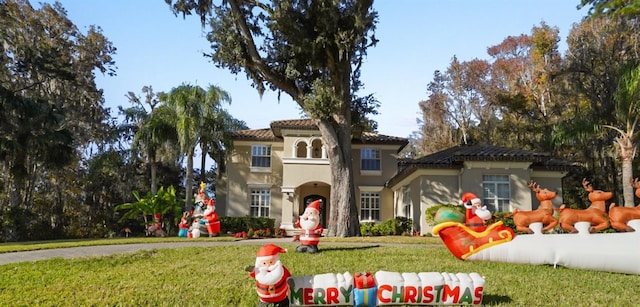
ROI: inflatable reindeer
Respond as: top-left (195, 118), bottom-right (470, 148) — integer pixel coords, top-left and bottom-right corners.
top-left (511, 181), bottom-right (559, 234)
top-left (559, 178), bottom-right (611, 233)
top-left (608, 178), bottom-right (640, 232)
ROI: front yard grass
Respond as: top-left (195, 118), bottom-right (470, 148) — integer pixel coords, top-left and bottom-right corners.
top-left (0, 238), bottom-right (638, 306)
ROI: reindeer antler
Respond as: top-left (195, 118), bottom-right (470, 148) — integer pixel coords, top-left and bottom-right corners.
top-left (632, 178), bottom-right (640, 189)
top-left (528, 180), bottom-right (540, 193)
top-left (582, 178), bottom-right (593, 192)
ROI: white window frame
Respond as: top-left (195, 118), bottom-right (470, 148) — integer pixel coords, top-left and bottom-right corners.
top-left (402, 187), bottom-right (411, 218)
top-left (482, 174), bottom-right (511, 212)
top-left (359, 189), bottom-right (381, 222)
top-left (251, 144), bottom-right (271, 171)
top-left (250, 188), bottom-right (271, 217)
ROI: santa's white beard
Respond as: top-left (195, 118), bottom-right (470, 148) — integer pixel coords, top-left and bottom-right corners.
top-left (475, 207), bottom-right (492, 220)
top-left (299, 216), bottom-right (319, 231)
top-left (254, 260), bottom-right (284, 285)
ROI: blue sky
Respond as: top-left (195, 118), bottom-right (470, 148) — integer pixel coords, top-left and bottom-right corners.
top-left (43, 0), bottom-right (588, 138)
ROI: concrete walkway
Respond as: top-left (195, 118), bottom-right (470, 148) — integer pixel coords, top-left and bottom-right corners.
top-left (0, 238), bottom-right (297, 265)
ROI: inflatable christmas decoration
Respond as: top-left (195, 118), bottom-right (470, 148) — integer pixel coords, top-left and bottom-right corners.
top-left (249, 244), bottom-right (291, 307)
top-left (185, 182), bottom-right (220, 238)
top-left (433, 178), bottom-right (640, 276)
top-left (608, 178), bottom-right (640, 232)
top-left (295, 200), bottom-right (324, 253)
top-left (178, 215), bottom-right (189, 237)
top-left (146, 213), bottom-right (167, 237)
top-left (286, 271), bottom-right (485, 306)
top-left (460, 193), bottom-right (492, 232)
top-left (558, 178), bottom-right (610, 233)
top-left (510, 181), bottom-right (558, 234)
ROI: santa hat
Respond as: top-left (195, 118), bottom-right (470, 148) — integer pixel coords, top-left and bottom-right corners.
top-left (206, 199), bottom-right (215, 208)
top-left (306, 200), bottom-right (322, 212)
top-left (255, 244), bottom-right (287, 262)
top-left (460, 192), bottom-right (482, 205)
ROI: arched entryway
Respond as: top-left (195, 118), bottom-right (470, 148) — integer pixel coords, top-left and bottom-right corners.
top-left (303, 194), bottom-right (327, 229)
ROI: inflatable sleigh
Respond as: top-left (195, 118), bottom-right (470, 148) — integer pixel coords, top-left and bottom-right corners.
top-left (434, 179), bottom-right (640, 276)
top-left (433, 220), bottom-right (640, 275)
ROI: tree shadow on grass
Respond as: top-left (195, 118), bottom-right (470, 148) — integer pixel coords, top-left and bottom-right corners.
top-left (481, 294), bottom-right (512, 305)
top-left (315, 245), bottom-right (381, 252)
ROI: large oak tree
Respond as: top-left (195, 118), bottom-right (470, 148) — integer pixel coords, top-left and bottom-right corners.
top-left (166, 0), bottom-right (378, 236)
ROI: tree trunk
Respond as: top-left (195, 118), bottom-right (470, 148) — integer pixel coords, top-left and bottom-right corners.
top-left (150, 152), bottom-right (158, 195)
top-left (184, 147), bottom-right (195, 212)
top-left (317, 119), bottom-right (360, 237)
top-left (200, 143), bottom-right (207, 181)
top-left (621, 156), bottom-right (634, 207)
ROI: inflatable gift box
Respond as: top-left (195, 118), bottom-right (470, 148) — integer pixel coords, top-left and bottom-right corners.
top-left (353, 272), bottom-right (377, 307)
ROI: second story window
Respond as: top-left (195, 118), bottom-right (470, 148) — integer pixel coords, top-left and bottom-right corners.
top-left (361, 148), bottom-right (381, 171)
top-left (251, 145), bottom-right (271, 168)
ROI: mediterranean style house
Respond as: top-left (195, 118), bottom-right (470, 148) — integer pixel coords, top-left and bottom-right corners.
top-left (215, 119), bottom-right (577, 236)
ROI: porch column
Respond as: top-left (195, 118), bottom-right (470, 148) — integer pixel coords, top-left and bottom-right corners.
top-left (280, 187), bottom-right (295, 234)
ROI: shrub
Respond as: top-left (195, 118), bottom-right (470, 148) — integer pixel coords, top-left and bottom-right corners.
top-left (219, 216), bottom-right (275, 234)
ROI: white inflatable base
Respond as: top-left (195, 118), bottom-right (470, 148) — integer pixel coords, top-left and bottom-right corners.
top-left (467, 220), bottom-right (640, 275)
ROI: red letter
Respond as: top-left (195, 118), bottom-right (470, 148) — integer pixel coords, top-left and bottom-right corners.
top-left (422, 286), bottom-right (434, 304)
top-left (442, 285), bottom-right (460, 304)
top-left (474, 286), bottom-right (484, 305)
top-left (303, 288), bottom-right (313, 305)
top-left (404, 286), bottom-right (418, 303)
top-left (378, 284), bottom-right (392, 304)
top-left (326, 287), bottom-right (339, 305)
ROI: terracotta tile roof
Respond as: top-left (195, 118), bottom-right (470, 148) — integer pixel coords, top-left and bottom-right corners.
top-left (231, 128), bottom-right (281, 142)
top-left (232, 119), bottom-right (408, 149)
top-left (387, 144), bottom-right (581, 187)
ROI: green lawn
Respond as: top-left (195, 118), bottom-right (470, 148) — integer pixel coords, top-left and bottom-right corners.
top-left (0, 237), bottom-right (638, 306)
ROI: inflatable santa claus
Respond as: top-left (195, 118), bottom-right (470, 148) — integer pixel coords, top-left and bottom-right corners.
top-left (249, 244), bottom-right (291, 307)
top-left (202, 199), bottom-right (220, 237)
top-left (460, 192), bottom-right (492, 232)
top-left (295, 199), bottom-right (324, 254)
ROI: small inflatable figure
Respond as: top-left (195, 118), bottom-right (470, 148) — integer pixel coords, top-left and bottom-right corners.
top-left (146, 213), bottom-right (167, 237)
top-left (189, 218), bottom-right (201, 239)
top-left (202, 199), bottom-right (220, 237)
top-left (295, 200), bottom-right (323, 253)
top-left (248, 244), bottom-right (291, 307)
top-left (460, 192), bottom-right (492, 232)
top-left (178, 215), bottom-right (189, 237)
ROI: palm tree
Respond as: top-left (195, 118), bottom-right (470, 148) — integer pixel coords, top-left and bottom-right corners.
top-left (604, 63), bottom-right (640, 207)
top-left (160, 84), bottom-right (231, 212)
top-left (200, 109), bottom-right (248, 182)
top-left (133, 104), bottom-right (178, 195)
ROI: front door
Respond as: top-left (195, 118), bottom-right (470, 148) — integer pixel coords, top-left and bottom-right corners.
top-left (303, 195), bottom-right (327, 229)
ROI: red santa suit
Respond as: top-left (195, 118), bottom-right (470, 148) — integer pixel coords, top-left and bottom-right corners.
top-left (295, 200), bottom-right (323, 253)
top-left (203, 199), bottom-right (220, 236)
top-left (461, 192), bottom-right (492, 232)
top-left (249, 244), bottom-right (291, 305)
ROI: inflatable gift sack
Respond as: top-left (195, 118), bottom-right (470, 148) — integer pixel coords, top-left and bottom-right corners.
top-left (353, 272), bottom-right (377, 307)
top-left (374, 271), bottom-right (484, 306)
top-left (288, 272), bottom-right (354, 306)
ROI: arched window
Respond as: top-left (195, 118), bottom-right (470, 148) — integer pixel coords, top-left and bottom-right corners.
top-left (311, 139), bottom-right (323, 158)
top-left (296, 141), bottom-right (307, 158)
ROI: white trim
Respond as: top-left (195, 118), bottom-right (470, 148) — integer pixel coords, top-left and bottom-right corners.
top-left (360, 170), bottom-right (382, 176)
top-left (281, 187), bottom-right (295, 193)
top-left (250, 167), bottom-right (272, 173)
top-left (282, 158), bottom-right (329, 165)
top-left (358, 185), bottom-right (384, 192)
top-left (248, 183), bottom-right (273, 189)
